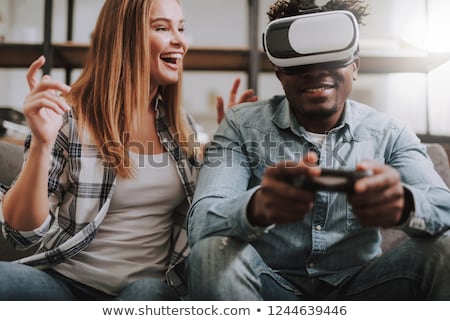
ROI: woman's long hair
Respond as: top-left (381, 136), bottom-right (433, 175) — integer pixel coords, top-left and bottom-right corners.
top-left (67, 0), bottom-right (194, 178)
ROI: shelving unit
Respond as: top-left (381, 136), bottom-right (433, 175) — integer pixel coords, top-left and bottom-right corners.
top-left (1, 0), bottom-right (450, 145)
top-left (2, 42), bottom-right (450, 74)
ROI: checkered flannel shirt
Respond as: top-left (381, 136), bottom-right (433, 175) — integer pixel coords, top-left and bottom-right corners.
top-left (0, 96), bottom-right (199, 296)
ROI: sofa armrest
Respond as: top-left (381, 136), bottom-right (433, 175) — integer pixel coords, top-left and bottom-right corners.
top-left (426, 143), bottom-right (450, 188)
top-left (0, 140), bottom-right (23, 186)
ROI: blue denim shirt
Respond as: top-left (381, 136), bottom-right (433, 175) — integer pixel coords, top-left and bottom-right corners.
top-left (188, 96), bottom-right (450, 283)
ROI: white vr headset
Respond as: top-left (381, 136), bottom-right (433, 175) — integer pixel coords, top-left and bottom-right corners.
top-left (262, 10), bottom-right (359, 73)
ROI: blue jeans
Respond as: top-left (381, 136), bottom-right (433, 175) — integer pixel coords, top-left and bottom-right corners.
top-left (187, 232), bottom-right (450, 300)
top-left (0, 262), bottom-right (180, 300)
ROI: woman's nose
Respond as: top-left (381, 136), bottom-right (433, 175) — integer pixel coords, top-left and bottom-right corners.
top-left (171, 30), bottom-right (186, 46)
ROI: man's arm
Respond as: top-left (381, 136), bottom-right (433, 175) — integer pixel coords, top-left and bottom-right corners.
top-left (349, 126), bottom-right (450, 235)
top-left (187, 119), bottom-right (261, 245)
top-left (188, 110), bottom-right (321, 245)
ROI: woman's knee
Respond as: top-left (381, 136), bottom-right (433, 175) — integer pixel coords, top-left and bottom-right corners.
top-left (0, 262), bottom-right (73, 300)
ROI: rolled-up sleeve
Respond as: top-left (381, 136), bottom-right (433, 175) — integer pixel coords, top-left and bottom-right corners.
top-left (389, 126), bottom-right (450, 236)
top-left (188, 111), bottom-right (271, 245)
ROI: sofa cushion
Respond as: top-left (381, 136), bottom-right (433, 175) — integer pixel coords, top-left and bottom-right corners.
top-left (426, 143), bottom-right (450, 188)
top-left (0, 140), bottom-right (36, 261)
top-left (0, 140), bottom-right (23, 186)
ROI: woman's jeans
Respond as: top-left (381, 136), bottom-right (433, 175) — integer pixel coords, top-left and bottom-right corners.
top-left (187, 232), bottom-right (450, 300)
top-left (0, 262), bottom-right (180, 300)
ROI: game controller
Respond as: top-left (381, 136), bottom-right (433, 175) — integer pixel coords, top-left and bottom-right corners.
top-left (291, 168), bottom-right (373, 193)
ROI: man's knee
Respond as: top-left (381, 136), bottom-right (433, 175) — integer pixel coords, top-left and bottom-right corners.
top-left (411, 232), bottom-right (450, 258)
top-left (187, 237), bottom-right (263, 300)
top-left (397, 232), bottom-right (450, 277)
top-left (189, 236), bottom-right (250, 265)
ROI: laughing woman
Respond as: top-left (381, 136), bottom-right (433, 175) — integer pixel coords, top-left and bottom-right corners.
top-left (0, 0), bottom-right (256, 300)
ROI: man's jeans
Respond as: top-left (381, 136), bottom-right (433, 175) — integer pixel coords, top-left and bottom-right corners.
top-left (0, 262), bottom-right (180, 300)
top-left (187, 232), bottom-right (450, 300)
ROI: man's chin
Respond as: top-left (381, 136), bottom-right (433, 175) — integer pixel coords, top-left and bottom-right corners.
top-left (299, 104), bottom-right (339, 118)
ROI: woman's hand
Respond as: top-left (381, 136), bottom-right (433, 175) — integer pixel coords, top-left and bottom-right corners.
top-left (23, 56), bottom-right (71, 148)
top-left (215, 77), bottom-right (257, 124)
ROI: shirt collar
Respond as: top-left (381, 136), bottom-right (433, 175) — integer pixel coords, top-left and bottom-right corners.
top-left (272, 96), bottom-right (294, 130)
top-left (154, 92), bottom-right (164, 116)
top-left (272, 96), bottom-right (355, 141)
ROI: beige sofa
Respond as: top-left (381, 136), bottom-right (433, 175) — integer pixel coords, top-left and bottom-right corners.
top-left (1, 140), bottom-right (450, 261)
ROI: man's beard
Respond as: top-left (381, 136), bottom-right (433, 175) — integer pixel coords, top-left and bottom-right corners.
top-left (292, 102), bottom-right (339, 119)
top-left (303, 104), bottom-right (338, 118)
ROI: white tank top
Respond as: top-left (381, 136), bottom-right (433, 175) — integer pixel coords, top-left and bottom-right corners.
top-left (53, 152), bottom-right (186, 295)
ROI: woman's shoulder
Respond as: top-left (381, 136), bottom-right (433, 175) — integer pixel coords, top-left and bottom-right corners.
top-left (55, 110), bottom-right (83, 151)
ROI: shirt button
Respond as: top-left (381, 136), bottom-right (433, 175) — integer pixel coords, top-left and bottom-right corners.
top-left (315, 225), bottom-right (322, 231)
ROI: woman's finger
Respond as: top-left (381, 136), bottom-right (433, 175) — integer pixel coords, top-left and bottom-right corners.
top-left (216, 96), bottom-right (225, 124)
top-left (25, 96), bottom-right (68, 115)
top-left (31, 76), bottom-right (72, 97)
top-left (26, 56), bottom-right (46, 91)
top-left (227, 77), bottom-right (241, 106)
top-left (25, 88), bottom-right (71, 114)
top-left (237, 89), bottom-right (257, 104)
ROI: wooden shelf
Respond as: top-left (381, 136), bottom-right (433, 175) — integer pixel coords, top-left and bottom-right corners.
top-left (358, 51), bottom-right (450, 74)
top-left (53, 43), bottom-right (88, 68)
top-left (0, 43), bottom-right (43, 68)
top-left (2, 43), bottom-right (449, 73)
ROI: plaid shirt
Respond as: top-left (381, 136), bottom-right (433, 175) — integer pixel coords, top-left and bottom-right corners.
top-left (0, 97), bottom-right (198, 296)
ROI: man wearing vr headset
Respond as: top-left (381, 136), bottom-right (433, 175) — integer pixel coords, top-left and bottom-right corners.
top-left (187, 0), bottom-right (450, 300)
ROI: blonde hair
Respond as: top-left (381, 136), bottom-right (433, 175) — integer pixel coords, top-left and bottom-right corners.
top-left (67, 0), bottom-right (194, 178)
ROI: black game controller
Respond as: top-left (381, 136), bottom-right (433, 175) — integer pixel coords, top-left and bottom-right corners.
top-left (291, 169), bottom-right (373, 193)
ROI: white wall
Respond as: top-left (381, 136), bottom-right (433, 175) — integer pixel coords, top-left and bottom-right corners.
top-left (1, 0), bottom-right (450, 138)
top-left (0, 0), bottom-right (9, 40)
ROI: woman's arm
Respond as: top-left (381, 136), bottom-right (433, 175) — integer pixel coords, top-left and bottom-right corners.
top-left (1, 56), bottom-right (71, 231)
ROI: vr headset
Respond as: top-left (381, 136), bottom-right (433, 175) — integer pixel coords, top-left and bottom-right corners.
top-left (262, 10), bottom-right (359, 73)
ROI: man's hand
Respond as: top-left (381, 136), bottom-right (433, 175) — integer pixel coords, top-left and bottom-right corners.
top-left (216, 77), bottom-right (257, 124)
top-left (348, 160), bottom-right (410, 227)
top-left (247, 153), bottom-right (320, 227)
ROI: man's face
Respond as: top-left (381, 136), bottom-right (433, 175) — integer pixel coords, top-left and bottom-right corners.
top-left (276, 58), bottom-right (359, 121)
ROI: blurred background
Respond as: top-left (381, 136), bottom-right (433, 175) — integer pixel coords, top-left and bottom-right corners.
top-left (0, 0), bottom-right (449, 141)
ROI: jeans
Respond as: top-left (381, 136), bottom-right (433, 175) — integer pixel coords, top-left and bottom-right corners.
top-left (0, 262), bottom-right (180, 300)
top-left (187, 232), bottom-right (450, 300)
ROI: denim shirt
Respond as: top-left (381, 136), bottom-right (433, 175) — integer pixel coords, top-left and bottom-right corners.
top-left (188, 96), bottom-right (450, 283)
